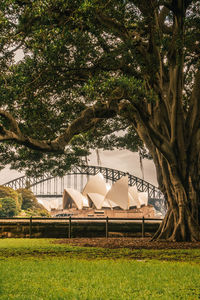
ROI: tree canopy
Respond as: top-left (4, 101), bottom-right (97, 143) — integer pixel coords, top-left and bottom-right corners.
top-left (0, 0), bottom-right (200, 241)
top-left (0, 0), bottom-right (145, 176)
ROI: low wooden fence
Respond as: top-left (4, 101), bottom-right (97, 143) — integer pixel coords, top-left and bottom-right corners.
top-left (0, 217), bottom-right (163, 238)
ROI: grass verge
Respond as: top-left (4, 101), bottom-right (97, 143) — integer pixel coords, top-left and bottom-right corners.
top-left (0, 239), bottom-right (199, 299)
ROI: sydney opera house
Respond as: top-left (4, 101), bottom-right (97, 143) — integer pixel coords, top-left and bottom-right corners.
top-left (62, 174), bottom-right (150, 215)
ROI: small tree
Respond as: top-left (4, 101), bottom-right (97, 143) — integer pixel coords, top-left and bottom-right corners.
top-left (17, 188), bottom-right (50, 216)
top-left (0, 197), bottom-right (19, 217)
top-left (0, 186), bottom-right (22, 212)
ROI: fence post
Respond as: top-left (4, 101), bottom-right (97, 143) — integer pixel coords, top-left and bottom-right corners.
top-left (106, 216), bottom-right (109, 238)
top-left (29, 216), bottom-right (32, 238)
top-left (68, 216), bottom-right (71, 238)
top-left (142, 216), bottom-right (145, 238)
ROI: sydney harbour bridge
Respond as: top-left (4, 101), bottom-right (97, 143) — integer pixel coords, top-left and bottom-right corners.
top-left (3, 165), bottom-right (163, 200)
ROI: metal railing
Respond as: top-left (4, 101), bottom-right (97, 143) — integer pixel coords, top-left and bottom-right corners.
top-left (0, 216), bottom-right (163, 238)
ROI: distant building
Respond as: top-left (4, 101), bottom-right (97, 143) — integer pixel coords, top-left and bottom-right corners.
top-left (63, 173), bottom-right (148, 211)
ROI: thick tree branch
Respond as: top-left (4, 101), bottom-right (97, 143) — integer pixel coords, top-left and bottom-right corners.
top-left (0, 98), bottom-right (122, 152)
top-left (95, 11), bottom-right (129, 40)
top-left (95, 11), bottom-right (148, 60)
top-left (165, 4), bottom-right (186, 174)
top-left (0, 110), bottom-right (22, 136)
top-left (163, 0), bottom-right (192, 13)
top-left (159, 6), bottom-right (169, 25)
top-left (120, 102), bottom-right (176, 163)
top-left (158, 6), bottom-right (172, 34)
top-left (186, 69), bottom-right (200, 140)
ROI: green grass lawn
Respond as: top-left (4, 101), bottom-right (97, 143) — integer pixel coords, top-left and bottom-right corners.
top-left (0, 239), bottom-right (200, 300)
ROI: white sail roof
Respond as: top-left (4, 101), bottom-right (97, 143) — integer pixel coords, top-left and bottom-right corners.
top-left (138, 192), bottom-right (148, 206)
top-left (101, 198), bottom-right (117, 209)
top-left (62, 175), bottom-right (149, 211)
top-left (101, 199), bottom-right (110, 208)
top-left (106, 183), bottom-right (111, 191)
top-left (105, 176), bottom-right (129, 210)
top-left (88, 193), bottom-right (120, 209)
top-left (38, 199), bottom-right (62, 211)
top-left (82, 173), bottom-right (108, 197)
top-left (63, 188), bottom-right (83, 210)
top-left (128, 193), bottom-right (137, 208)
top-left (107, 199), bottom-right (120, 208)
top-left (128, 186), bottom-right (141, 208)
top-left (87, 193), bottom-right (105, 209)
top-left (82, 196), bottom-right (89, 208)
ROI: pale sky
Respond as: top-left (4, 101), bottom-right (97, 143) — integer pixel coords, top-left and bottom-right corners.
top-left (0, 149), bottom-right (158, 186)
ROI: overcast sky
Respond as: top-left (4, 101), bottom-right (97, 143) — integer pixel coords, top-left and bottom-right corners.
top-left (0, 149), bottom-right (158, 186)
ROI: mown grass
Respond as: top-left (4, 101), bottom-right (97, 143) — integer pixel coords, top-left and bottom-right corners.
top-left (0, 239), bottom-right (200, 299)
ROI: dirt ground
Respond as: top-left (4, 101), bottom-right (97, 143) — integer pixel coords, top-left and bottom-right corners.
top-left (56, 237), bottom-right (200, 250)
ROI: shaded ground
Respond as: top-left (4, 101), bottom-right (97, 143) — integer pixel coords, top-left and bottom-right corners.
top-left (56, 237), bottom-right (200, 249)
top-left (1, 239), bottom-right (200, 262)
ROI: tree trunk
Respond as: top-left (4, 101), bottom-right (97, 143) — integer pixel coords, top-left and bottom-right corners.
top-left (152, 153), bottom-right (200, 242)
top-left (153, 199), bottom-right (200, 242)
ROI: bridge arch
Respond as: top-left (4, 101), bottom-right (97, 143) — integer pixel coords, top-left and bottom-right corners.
top-left (3, 165), bottom-right (163, 199)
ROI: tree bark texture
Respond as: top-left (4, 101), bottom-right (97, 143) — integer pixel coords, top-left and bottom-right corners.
top-left (122, 2), bottom-right (200, 241)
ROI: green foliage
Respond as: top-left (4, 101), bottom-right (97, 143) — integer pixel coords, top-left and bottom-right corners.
top-left (0, 186), bottom-right (18, 202)
top-left (0, 0), bottom-right (148, 176)
top-left (18, 188), bottom-right (42, 210)
top-left (0, 186), bottom-right (49, 217)
top-left (0, 197), bottom-right (19, 217)
top-left (0, 185), bottom-right (22, 211)
top-left (24, 208), bottom-right (50, 217)
top-left (17, 188), bottom-right (50, 216)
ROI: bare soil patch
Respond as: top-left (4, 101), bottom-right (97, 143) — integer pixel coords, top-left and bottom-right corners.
top-left (56, 237), bottom-right (200, 250)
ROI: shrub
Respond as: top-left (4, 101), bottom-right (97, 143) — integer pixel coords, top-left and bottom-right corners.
top-left (17, 188), bottom-right (36, 210)
top-left (25, 208), bottom-right (50, 217)
top-left (0, 197), bottom-right (19, 217)
top-left (0, 186), bottom-right (50, 217)
top-left (0, 186), bottom-right (22, 211)
top-left (17, 188), bottom-right (50, 216)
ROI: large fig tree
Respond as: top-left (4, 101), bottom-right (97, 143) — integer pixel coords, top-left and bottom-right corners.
top-left (0, 0), bottom-right (200, 241)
